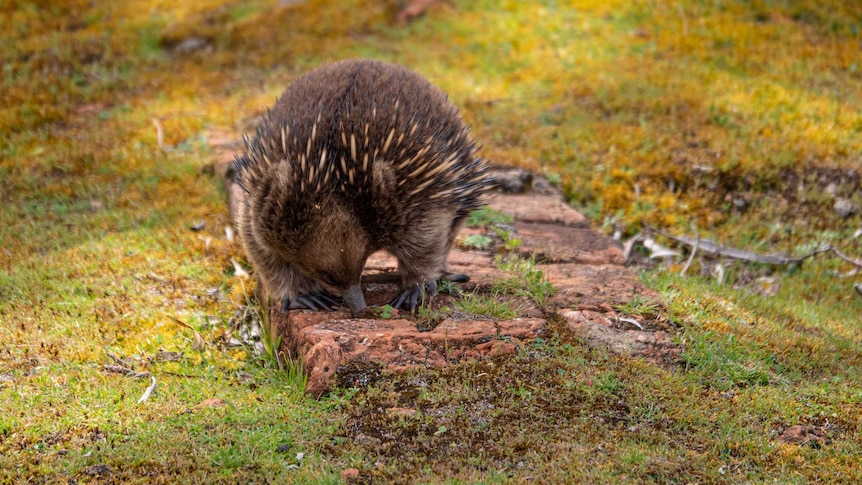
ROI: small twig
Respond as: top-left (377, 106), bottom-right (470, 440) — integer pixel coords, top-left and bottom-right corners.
top-left (677, 3), bottom-right (688, 36)
top-left (161, 371), bottom-right (205, 379)
top-left (105, 352), bottom-right (127, 366)
top-left (231, 258), bottom-right (250, 278)
top-left (623, 231), bottom-right (644, 261)
top-left (170, 316), bottom-right (194, 330)
top-left (681, 225), bottom-right (700, 276)
top-left (831, 246), bottom-right (862, 269)
top-left (103, 364), bottom-right (136, 375)
top-left (152, 118), bottom-right (165, 150)
top-left (647, 226), bottom-right (829, 265)
top-left (643, 236), bottom-right (680, 259)
top-left (712, 262), bottom-right (725, 284)
top-left (137, 376), bottom-right (157, 404)
top-left (473, 93), bottom-right (553, 107)
top-left (104, 363), bottom-right (150, 378)
top-left (617, 316), bottom-right (644, 331)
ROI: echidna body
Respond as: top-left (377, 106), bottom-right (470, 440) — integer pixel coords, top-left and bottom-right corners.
top-left (234, 59), bottom-right (490, 313)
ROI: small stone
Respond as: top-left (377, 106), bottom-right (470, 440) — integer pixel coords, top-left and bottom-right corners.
top-left (753, 276), bottom-right (779, 297)
top-left (834, 198), bottom-right (857, 218)
top-left (173, 37), bottom-right (210, 54)
top-left (777, 425), bottom-right (826, 445)
top-left (340, 468), bottom-right (361, 480)
top-left (386, 407), bottom-right (417, 417)
top-left (82, 464), bottom-right (111, 476)
top-left (490, 167), bottom-right (533, 193)
top-left (531, 176), bottom-right (556, 195)
top-left (354, 432), bottom-right (382, 446)
top-left (191, 398), bottom-right (228, 411)
top-left (153, 350), bottom-right (183, 362)
top-left (191, 221), bottom-right (206, 231)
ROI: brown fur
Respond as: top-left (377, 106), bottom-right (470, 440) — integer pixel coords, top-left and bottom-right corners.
top-left (234, 59), bottom-right (490, 309)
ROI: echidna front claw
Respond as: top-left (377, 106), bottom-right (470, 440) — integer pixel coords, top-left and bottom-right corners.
top-left (279, 291), bottom-right (340, 312)
top-left (391, 280), bottom-right (438, 313)
top-left (442, 273), bottom-right (469, 283)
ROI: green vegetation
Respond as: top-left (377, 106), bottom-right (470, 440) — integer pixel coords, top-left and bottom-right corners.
top-left (493, 255), bottom-right (556, 307)
top-left (454, 291), bottom-right (522, 320)
top-left (613, 294), bottom-right (661, 319)
top-left (459, 233), bottom-right (493, 251)
top-left (376, 304), bottom-right (396, 319)
top-left (1, 0), bottom-right (860, 482)
top-left (465, 208), bottom-right (514, 228)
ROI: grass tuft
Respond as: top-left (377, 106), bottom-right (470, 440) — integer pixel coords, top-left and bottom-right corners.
top-left (492, 254), bottom-right (556, 307)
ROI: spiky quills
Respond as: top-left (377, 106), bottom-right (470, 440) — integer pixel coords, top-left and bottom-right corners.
top-left (234, 59), bottom-right (490, 225)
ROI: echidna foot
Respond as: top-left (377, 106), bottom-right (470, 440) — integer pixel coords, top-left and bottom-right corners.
top-left (391, 279), bottom-right (438, 313)
top-left (279, 291), bottom-right (340, 312)
top-left (442, 272), bottom-right (469, 283)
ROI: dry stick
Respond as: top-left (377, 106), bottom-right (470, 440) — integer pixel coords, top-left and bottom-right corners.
top-left (681, 238), bottom-right (698, 275)
top-left (170, 315), bottom-right (193, 330)
top-left (623, 231), bottom-right (644, 261)
top-left (831, 246), bottom-right (862, 269)
top-left (103, 364), bottom-right (136, 375)
top-left (105, 351), bottom-right (127, 366)
top-left (152, 118), bottom-right (165, 150)
top-left (647, 225), bottom-right (830, 265)
top-left (137, 376), bottom-right (157, 404)
top-left (474, 93), bottom-right (553, 106)
top-left (681, 226), bottom-right (700, 276)
top-left (617, 316), bottom-right (644, 331)
top-left (162, 371), bottom-right (205, 379)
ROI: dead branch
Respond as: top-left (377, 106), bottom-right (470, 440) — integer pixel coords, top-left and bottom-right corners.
top-left (151, 118), bottom-right (164, 150)
top-left (137, 376), bottom-right (157, 404)
top-left (831, 246), bottom-right (862, 269)
top-left (680, 234), bottom-right (699, 276)
top-left (471, 93), bottom-right (553, 107)
top-left (103, 364), bottom-right (136, 375)
top-left (646, 226), bottom-right (831, 265)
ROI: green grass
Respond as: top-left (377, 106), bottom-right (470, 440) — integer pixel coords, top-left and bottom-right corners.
top-left (493, 254), bottom-right (556, 307)
top-left (459, 233), bottom-right (493, 250)
top-left (614, 294), bottom-right (662, 319)
top-left (454, 291), bottom-right (522, 320)
top-left (465, 208), bottom-right (514, 228)
top-left (1, 0), bottom-right (861, 482)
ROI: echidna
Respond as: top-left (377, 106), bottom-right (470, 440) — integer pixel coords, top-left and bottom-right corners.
top-left (234, 59), bottom-right (490, 314)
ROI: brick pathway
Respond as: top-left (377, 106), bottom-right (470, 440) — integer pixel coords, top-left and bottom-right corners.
top-left (213, 137), bottom-right (679, 396)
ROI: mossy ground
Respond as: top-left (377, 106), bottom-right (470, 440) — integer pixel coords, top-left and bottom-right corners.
top-left (1, 0), bottom-right (860, 482)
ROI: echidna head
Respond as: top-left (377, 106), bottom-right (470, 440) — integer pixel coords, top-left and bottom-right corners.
top-left (265, 199), bottom-right (370, 312)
